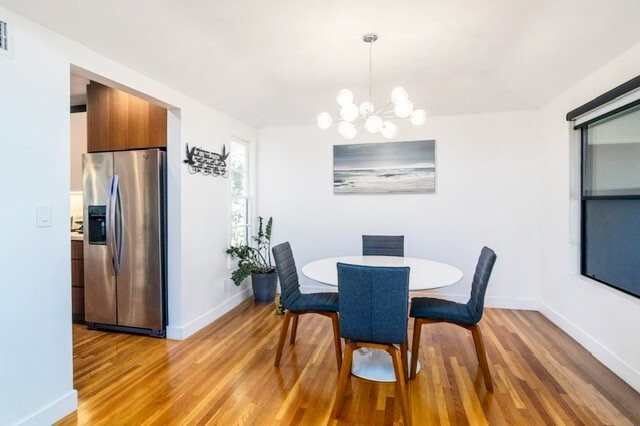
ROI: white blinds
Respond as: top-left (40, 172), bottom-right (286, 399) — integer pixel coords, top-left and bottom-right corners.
top-left (574, 88), bottom-right (640, 127)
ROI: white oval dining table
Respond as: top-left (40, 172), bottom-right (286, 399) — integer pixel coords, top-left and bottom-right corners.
top-left (302, 256), bottom-right (464, 382)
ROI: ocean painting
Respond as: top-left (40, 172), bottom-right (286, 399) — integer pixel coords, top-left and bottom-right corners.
top-left (333, 140), bottom-right (436, 194)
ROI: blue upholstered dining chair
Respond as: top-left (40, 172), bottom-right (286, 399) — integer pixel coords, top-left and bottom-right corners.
top-left (272, 242), bottom-right (342, 370)
top-left (332, 263), bottom-right (411, 426)
top-left (409, 246), bottom-right (497, 392)
top-left (362, 235), bottom-right (405, 257)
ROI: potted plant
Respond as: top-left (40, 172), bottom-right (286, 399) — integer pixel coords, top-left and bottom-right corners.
top-left (226, 216), bottom-right (277, 304)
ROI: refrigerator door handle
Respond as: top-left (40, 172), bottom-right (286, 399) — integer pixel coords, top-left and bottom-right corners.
top-left (108, 175), bottom-right (119, 271)
top-left (106, 175), bottom-right (115, 269)
top-left (115, 176), bottom-right (124, 275)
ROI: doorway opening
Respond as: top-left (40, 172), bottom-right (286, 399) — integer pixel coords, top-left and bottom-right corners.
top-left (68, 68), bottom-right (178, 336)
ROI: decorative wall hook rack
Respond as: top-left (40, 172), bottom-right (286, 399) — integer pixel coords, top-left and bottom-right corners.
top-left (183, 143), bottom-right (229, 177)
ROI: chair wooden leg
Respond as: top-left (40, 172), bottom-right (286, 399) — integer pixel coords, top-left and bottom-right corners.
top-left (410, 319), bottom-right (423, 380)
top-left (332, 342), bottom-right (355, 419)
top-left (330, 313), bottom-right (343, 370)
top-left (468, 324), bottom-right (493, 392)
top-left (289, 315), bottom-right (299, 344)
top-left (400, 342), bottom-right (409, 382)
top-left (274, 311), bottom-right (292, 367)
top-left (389, 346), bottom-right (412, 426)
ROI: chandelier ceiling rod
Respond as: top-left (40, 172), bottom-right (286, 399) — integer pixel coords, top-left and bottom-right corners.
top-left (368, 35), bottom-right (373, 105)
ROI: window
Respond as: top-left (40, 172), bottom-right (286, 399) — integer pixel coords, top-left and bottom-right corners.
top-left (0, 20), bottom-right (8, 52)
top-left (0, 19), bottom-right (13, 58)
top-left (579, 100), bottom-right (640, 298)
top-left (230, 139), bottom-right (250, 247)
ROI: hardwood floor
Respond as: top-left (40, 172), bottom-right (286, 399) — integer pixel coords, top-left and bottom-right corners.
top-left (57, 300), bottom-right (640, 425)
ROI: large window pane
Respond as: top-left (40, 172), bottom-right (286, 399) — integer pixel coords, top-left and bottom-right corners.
top-left (231, 198), bottom-right (248, 228)
top-left (231, 226), bottom-right (248, 247)
top-left (229, 139), bottom-right (250, 253)
top-left (584, 104), bottom-right (640, 196)
top-left (231, 170), bottom-right (246, 196)
top-left (583, 199), bottom-right (640, 297)
top-left (229, 140), bottom-right (247, 172)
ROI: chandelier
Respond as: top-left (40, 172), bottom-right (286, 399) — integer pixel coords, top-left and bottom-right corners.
top-left (316, 33), bottom-right (426, 140)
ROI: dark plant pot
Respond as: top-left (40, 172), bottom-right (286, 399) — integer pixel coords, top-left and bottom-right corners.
top-left (251, 271), bottom-right (277, 304)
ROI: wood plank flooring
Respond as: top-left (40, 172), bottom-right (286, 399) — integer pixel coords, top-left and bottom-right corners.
top-left (57, 299), bottom-right (640, 425)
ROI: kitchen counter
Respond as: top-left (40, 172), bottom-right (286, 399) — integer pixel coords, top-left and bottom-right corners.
top-left (71, 231), bottom-right (83, 241)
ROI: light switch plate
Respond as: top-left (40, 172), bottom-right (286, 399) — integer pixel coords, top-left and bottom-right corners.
top-left (36, 204), bottom-right (52, 227)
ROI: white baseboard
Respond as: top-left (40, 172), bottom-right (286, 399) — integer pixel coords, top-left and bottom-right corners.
top-left (16, 390), bottom-right (77, 426)
top-left (488, 296), bottom-right (538, 310)
top-left (300, 286), bottom-right (538, 310)
top-left (539, 301), bottom-right (640, 392)
top-left (421, 293), bottom-right (539, 310)
top-left (166, 288), bottom-right (253, 340)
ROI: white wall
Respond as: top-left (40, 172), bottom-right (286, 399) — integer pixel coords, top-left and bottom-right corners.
top-left (0, 9), bottom-right (77, 425)
top-left (69, 111), bottom-right (86, 192)
top-left (257, 111), bottom-right (540, 309)
top-left (173, 107), bottom-right (257, 339)
top-left (538, 41), bottom-right (640, 391)
top-left (0, 6), bottom-right (256, 424)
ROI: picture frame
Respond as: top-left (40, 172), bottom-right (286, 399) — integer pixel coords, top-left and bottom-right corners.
top-left (333, 140), bottom-right (436, 194)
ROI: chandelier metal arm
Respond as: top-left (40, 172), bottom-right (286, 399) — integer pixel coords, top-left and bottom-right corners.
top-left (353, 117), bottom-right (366, 128)
top-left (375, 101), bottom-right (394, 115)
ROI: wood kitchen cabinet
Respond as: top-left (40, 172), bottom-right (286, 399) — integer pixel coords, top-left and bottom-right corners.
top-left (71, 240), bottom-right (85, 323)
top-left (86, 81), bottom-right (167, 152)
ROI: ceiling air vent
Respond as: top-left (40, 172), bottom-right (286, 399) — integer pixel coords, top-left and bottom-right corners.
top-left (0, 19), bottom-right (14, 58)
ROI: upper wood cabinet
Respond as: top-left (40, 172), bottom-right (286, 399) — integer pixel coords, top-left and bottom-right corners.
top-left (86, 81), bottom-right (167, 152)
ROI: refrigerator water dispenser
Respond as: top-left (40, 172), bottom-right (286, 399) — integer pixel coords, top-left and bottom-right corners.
top-left (88, 205), bottom-right (107, 244)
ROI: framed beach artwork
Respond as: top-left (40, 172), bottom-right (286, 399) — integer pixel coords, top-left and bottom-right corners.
top-left (333, 140), bottom-right (436, 194)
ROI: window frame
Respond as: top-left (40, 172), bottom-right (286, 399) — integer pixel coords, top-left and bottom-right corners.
top-left (578, 99), bottom-right (640, 298)
top-left (0, 18), bottom-right (14, 58)
top-left (228, 138), bottom-right (251, 269)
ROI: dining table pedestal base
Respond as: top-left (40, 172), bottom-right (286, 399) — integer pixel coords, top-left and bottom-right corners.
top-left (351, 347), bottom-right (421, 382)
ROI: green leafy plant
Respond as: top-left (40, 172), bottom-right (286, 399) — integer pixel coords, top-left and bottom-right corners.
top-left (226, 216), bottom-right (275, 285)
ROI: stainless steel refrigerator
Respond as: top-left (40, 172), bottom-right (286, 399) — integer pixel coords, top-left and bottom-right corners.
top-left (82, 149), bottom-right (167, 337)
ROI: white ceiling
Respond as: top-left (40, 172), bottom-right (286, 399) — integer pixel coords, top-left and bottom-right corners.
top-left (4, 0), bottom-right (640, 127)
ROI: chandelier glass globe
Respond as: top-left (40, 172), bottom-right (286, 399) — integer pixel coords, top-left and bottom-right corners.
top-left (410, 109), bottom-right (426, 126)
top-left (344, 126), bottom-right (357, 139)
top-left (317, 112), bottom-right (333, 129)
top-left (340, 103), bottom-right (359, 122)
top-left (391, 87), bottom-right (409, 104)
top-left (359, 101), bottom-right (374, 116)
top-left (338, 120), bottom-right (350, 135)
top-left (365, 115), bottom-right (383, 133)
top-left (381, 121), bottom-right (398, 139)
top-left (338, 121), bottom-right (357, 139)
top-left (394, 100), bottom-right (414, 118)
top-left (336, 89), bottom-right (354, 107)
